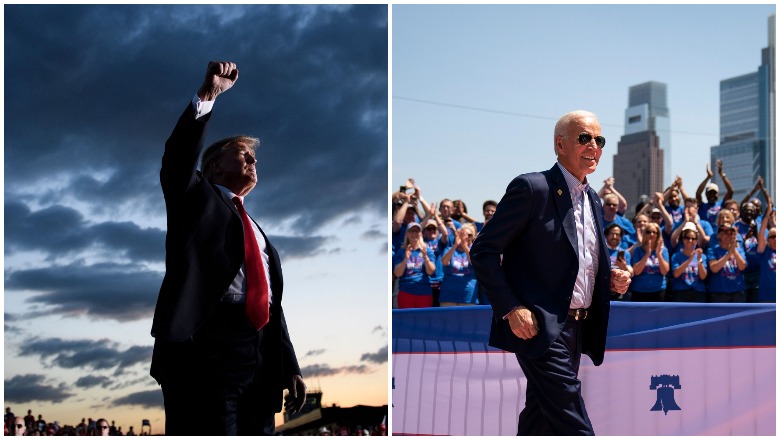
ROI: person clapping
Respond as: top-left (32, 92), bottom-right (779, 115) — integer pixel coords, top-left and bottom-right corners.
top-left (439, 224), bottom-right (479, 306)
top-left (393, 222), bottom-right (436, 308)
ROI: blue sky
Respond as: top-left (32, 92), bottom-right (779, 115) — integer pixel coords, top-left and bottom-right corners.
top-left (4, 4), bottom-right (387, 433)
top-left (392, 4), bottom-right (775, 218)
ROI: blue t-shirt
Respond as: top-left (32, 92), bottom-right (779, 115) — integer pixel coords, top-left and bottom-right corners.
top-left (699, 201), bottom-right (722, 225)
top-left (757, 248), bottom-right (776, 302)
top-left (391, 223), bottom-right (407, 254)
top-left (439, 248), bottom-right (477, 304)
top-left (424, 236), bottom-right (446, 284)
top-left (392, 247), bottom-right (435, 295)
top-left (706, 244), bottom-right (746, 293)
top-left (603, 213), bottom-right (636, 236)
top-left (607, 247), bottom-right (632, 269)
top-left (666, 204), bottom-right (685, 230)
top-left (622, 232), bottom-right (638, 249)
top-left (630, 247), bottom-right (669, 292)
top-left (742, 235), bottom-right (760, 273)
top-left (700, 219), bottom-right (714, 239)
top-left (671, 250), bottom-right (708, 292)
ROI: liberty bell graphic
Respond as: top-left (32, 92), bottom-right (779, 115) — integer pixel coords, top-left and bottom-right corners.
top-left (650, 375), bottom-right (681, 415)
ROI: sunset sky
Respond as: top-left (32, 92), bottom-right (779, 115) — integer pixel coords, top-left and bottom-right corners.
top-left (4, 4), bottom-right (388, 434)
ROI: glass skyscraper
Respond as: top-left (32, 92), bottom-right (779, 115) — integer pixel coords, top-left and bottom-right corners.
top-left (711, 13), bottom-right (775, 202)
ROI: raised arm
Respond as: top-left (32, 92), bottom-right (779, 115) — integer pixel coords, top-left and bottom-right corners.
top-left (717, 159), bottom-right (734, 201)
top-left (695, 163), bottom-right (713, 204)
top-left (740, 176), bottom-right (763, 207)
top-left (654, 193), bottom-right (674, 234)
top-left (675, 176), bottom-right (690, 201)
top-left (599, 177), bottom-right (628, 214)
top-left (392, 194), bottom-right (411, 233)
top-left (410, 179), bottom-right (433, 218)
top-left (758, 177), bottom-right (771, 205)
top-left (441, 233), bottom-right (461, 267)
top-left (161, 61), bottom-right (238, 199)
top-left (757, 200), bottom-right (773, 253)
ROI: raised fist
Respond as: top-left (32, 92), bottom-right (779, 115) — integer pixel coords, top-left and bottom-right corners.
top-left (198, 61), bottom-right (239, 101)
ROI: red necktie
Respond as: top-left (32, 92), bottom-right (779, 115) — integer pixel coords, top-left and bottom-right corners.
top-left (233, 197), bottom-right (270, 330)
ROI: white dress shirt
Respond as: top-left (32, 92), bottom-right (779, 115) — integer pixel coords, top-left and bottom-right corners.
top-left (557, 162), bottom-right (599, 309)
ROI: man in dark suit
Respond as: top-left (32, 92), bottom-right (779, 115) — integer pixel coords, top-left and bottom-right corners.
top-left (150, 61), bottom-right (306, 435)
top-left (471, 110), bottom-right (631, 435)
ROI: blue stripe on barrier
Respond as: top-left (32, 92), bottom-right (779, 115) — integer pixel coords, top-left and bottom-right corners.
top-left (392, 303), bottom-right (776, 353)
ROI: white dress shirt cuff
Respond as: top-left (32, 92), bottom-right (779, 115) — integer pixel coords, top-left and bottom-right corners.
top-left (191, 94), bottom-right (214, 120)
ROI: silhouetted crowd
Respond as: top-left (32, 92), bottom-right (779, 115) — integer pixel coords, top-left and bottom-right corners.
top-left (313, 423), bottom-right (387, 436)
top-left (4, 407), bottom-right (147, 436)
top-left (392, 161), bottom-right (776, 308)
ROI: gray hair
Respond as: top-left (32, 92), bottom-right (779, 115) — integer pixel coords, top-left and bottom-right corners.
top-left (553, 110), bottom-right (598, 153)
top-left (200, 135), bottom-right (260, 181)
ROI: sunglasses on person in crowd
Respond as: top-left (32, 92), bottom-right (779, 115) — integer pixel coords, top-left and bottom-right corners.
top-left (425, 226), bottom-right (437, 231)
top-left (577, 132), bottom-right (606, 149)
top-left (683, 236), bottom-right (697, 241)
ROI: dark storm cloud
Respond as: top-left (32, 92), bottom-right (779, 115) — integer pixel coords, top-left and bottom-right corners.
top-left (5, 198), bottom-right (336, 267)
top-left (6, 262), bottom-right (161, 322)
top-left (4, 374), bottom-right (74, 404)
top-left (360, 345), bottom-right (388, 364)
top-left (269, 235), bottom-right (333, 260)
top-left (75, 375), bottom-right (114, 389)
top-left (5, 200), bottom-right (165, 262)
top-left (18, 338), bottom-right (153, 372)
top-left (5, 313), bottom-right (22, 334)
top-left (112, 389), bottom-right (164, 409)
top-left (299, 363), bottom-right (370, 378)
top-left (5, 4), bottom-right (388, 232)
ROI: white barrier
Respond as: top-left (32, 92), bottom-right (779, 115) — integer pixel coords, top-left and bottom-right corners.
top-left (392, 303), bottom-right (776, 436)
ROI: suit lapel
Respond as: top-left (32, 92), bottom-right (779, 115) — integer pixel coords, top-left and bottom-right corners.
top-left (587, 187), bottom-right (611, 275)
top-left (215, 185), bottom-right (241, 217)
top-left (550, 164), bottom-right (578, 255)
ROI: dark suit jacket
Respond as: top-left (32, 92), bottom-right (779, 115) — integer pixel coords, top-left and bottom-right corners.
top-left (150, 103), bottom-right (301, 411)
top-left (470, 164), bottom-right (611, 366)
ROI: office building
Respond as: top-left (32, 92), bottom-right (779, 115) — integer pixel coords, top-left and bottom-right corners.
top-left (711, 13), bottom-right (775, 202)
top-left (613, 81), bottom-right (668, 212)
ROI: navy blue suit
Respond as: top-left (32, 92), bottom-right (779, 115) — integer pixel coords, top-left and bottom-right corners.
top-left (471, 163), bottom-right (611, 435)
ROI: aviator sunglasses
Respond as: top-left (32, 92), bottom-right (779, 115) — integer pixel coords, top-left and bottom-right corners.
top-left (576, 132), bottom-right (606, 149)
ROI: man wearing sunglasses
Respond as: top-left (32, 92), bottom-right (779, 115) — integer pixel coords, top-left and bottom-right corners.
top-left (472, 110), bottom-right (631, 435)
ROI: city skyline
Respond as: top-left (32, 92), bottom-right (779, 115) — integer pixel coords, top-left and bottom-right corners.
top-left (392, 4), bottom-right (776, 218)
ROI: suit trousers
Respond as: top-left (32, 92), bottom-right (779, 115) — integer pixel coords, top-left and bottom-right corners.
top-left (515, 317), bottom-right (594, 436)
top-left (159, 303), bottom-right (275, 435)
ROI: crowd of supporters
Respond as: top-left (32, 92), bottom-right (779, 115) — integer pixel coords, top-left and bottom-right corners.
top-left (4, 407), bottom-right (147, 436)
top-left (392, 161), bottom-right (776, 308)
